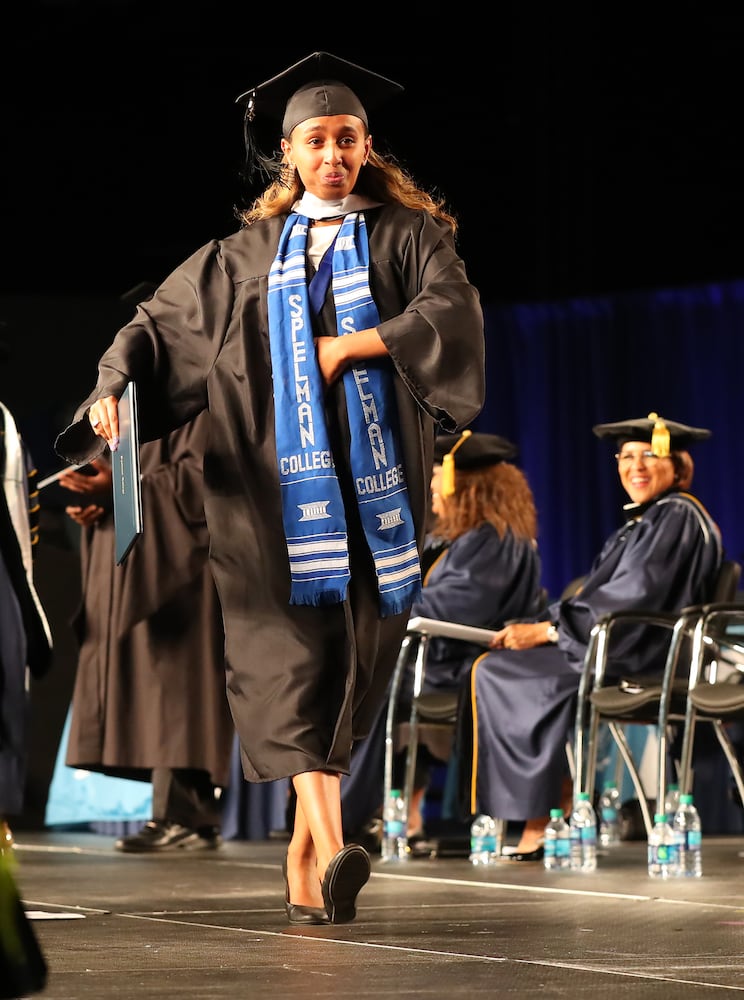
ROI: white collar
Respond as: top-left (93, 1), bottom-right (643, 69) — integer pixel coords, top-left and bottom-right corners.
top-left (293, 192), bottom-right (381, 220)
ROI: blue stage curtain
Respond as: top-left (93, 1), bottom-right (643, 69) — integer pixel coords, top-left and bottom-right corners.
top-left (477, 279), bottom-right (744, 601)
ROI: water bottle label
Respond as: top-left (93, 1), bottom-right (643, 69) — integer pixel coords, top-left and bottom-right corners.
top-left (556, 838), bottom-right (571, 858)
top-left (482, 836), bottom-right (496, 852)
top-left (544, 840), bottom-right (556, 858)
top-left (601, 808), bottom-right (618, 821)
top-left (471, 836), bottom-right (486, 852)
top-left (654, 843), bottom-right (673, 863)
top-left (687, 830), bottom-right (702, 849)
top-left (580, 828), bottom-right (597, 845)
top-left (386, 820), bottom-right (405, 837)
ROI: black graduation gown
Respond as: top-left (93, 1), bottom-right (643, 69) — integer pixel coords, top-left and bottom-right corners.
top-left (467, 490), bottom-right (723, 821)
top-left (55, 204), bottom-right (486, 783)
top-left (65, 414), bottom-right (233, 788)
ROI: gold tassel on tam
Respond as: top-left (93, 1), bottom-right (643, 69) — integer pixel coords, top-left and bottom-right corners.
top-left (649, 412), bottom-right (670, 457)
top-left (441, 429), bottom-right (472, 497)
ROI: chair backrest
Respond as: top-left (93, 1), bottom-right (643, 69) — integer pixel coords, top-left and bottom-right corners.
top-left (712, 558), bottom-right (741, 603)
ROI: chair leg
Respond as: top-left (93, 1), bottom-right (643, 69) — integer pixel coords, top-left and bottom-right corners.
top-left (676, 714), bottom-right (698, 799)
top-left (583, 703), bottom-right (602, 802)
top-left (383, 636), bottom-right (413, 829)
top-left (399, 636), bottom-right (429, 840)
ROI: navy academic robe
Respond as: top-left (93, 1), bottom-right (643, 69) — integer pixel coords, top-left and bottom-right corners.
top-left (467, 489), bottom-right (723, 821)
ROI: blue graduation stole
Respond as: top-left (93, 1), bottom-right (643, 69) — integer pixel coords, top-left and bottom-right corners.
top-left (267, 212), bottom-right (421, 617)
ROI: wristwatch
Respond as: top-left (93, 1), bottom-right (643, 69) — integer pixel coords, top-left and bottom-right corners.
top-left (546, 624), bottom-right (559, 644)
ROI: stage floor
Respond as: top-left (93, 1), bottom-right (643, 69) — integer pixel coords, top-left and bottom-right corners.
top-left (10, 829), bottom-right (744, 999)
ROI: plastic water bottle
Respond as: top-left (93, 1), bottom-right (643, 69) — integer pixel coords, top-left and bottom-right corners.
top-left (647, 812), bottom-right (679, 878)
top-left (598, 781), bottom-right (621, 847)
top-left (663, 783), bottom-right (681, 824)
top-left (543, 808), bottom-right (571, 871)
top-left (469, 814), bottom-right (497, 865)
top-left (569, 792), bottom-right (598, 872)
top-left (672, 793), bottom-right (702, 877)
top-left (381, 788), bottom-right (409, 861)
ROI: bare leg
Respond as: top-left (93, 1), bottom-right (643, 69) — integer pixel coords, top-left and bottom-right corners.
top-left (286, 771), bottom-right (344, 908)
top-left (514, 815), bottom-right (549, 852)
top-left (514, 776), bottom-right (574, 852)
top-left (407, 786), bottom-right (426, 837)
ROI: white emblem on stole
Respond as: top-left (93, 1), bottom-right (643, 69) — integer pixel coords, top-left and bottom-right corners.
top-left (298, 501), bottom-right (332, 522)
top-left (376, 508), bottom-right (405, 530)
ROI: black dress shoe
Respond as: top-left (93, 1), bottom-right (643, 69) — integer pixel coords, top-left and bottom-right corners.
top-left (115, 821), bottom-right (222, 853)
top-left (321, 844), bottom-right (371, 924)
top-left (500, 845), bottom-right (545, 862)
top-left (282, 856), bottom-right (329, 925)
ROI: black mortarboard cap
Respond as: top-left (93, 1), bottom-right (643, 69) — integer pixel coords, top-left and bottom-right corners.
top-left (235, 51), bottom-right (404, 137)
top-left (593, 411), bottom-right (711, 456)
top-left (434, 430), bottom-right (518, 497)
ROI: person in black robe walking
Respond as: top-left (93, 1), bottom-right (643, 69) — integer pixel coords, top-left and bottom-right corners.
top-left (54, 52), bottom-right (485, 923)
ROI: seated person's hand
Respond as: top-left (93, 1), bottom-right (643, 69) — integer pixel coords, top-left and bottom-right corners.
top-left (489, 621), bottom-right (552, 651)
top-left (59, 458), bottom-right (112, 498)
top-left (65, 503), bottom-right (106, 528)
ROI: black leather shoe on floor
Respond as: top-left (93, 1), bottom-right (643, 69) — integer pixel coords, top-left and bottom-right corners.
top-left (321, 844), bottom-right (371, 924)
top-left (115, 821), bottom-right (222, 853)
top-left (282, 855), bottom-right (329, 925)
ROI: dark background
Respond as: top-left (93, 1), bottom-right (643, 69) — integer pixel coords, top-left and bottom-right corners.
top-left (4, 3), bottom-right (744, 304)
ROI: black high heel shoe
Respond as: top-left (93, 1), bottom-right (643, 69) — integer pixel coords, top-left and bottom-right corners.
top-left (282, 855), bottom-right (329, 925)
top-left (321, 844), bottom-right (371, 924)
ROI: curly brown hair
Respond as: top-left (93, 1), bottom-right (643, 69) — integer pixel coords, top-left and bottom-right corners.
top-left (433, 463), bottom-right (538, 543)
top-left (237, 148), bottom-right (457, 231)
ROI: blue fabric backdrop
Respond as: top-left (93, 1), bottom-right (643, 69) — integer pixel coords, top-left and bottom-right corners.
top-left (475, 278), bottom-right (744, 601)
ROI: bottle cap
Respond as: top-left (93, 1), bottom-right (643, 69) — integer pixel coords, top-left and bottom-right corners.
top-left (653, 813), bottom-right (667, 823)
top-left (603, 781), bottom-right (617, 790)
top-left (680, 793), bottom-right (694, 804)
top-left (549, 808), bottom-right (563, 818)
top-left (577, 791), bottom-right (590, 800)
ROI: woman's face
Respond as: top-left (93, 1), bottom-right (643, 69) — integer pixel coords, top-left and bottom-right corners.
top-left (281, 115), bottom-right (372, 200)
top-left (616, 439), bottom-right (676, 505)
top-left (430, 464), bottom-right (445, 518)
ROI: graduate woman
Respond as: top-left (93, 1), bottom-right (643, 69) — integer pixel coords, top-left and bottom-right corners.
top-left (55, 52), bottom-right (485, 923)
top-left (464, 413), bottom-right (722, 860)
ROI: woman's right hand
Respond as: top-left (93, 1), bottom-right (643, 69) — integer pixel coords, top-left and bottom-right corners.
top-left (489, 621), bottom-right (552, 651)
top-left (87, 395), bottom-right (120, 451)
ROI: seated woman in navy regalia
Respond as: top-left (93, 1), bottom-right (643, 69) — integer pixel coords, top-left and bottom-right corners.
top-left (341, 429), bottom-right (545, 842)
top-left (464, 412), bottom-right (723, 860)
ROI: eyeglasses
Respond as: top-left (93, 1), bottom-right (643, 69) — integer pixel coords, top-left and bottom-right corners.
top-left (615, 449), bottom-right (662, 466)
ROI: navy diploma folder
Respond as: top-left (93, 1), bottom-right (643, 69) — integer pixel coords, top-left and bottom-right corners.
top-left (113, 381), bottom-right (143, 565)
